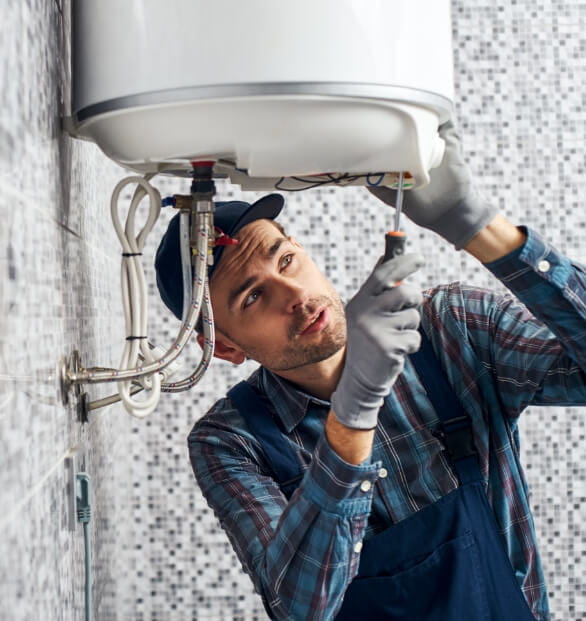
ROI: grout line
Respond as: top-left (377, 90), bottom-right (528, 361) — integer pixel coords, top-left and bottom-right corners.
top-left (0, 177), bottom-right (62, 215)
top-left (0, 177), bottom-right (122, 264)
top-left (0, 445), bottom-right (79, 531)
top-left (57, 221), bottom-right (82, 238)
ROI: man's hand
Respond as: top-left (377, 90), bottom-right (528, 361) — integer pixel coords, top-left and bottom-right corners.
top-left (330, 253), bottom-right (424, 430)
top-left (369, 120), bottom-right (498, 250)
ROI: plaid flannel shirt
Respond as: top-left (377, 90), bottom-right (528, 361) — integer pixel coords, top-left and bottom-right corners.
top-left (189, 227), bottom-right (586, 620)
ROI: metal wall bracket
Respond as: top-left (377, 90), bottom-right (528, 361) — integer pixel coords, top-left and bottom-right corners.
top-left (59, 350), bottom-right (82, 408)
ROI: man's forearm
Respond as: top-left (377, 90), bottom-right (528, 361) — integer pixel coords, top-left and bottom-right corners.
top-left (464, 214), bottom-right (527, 263)
top-left (326, 410), bottom-right (375, 465)
top-left (325, 215), bottom-right (526, 467)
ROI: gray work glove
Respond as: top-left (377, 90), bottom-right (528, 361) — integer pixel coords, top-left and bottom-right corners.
top-left (369, 120), bottom-right (498, 249)
top-left (331, 254), bottom-right (424, 430)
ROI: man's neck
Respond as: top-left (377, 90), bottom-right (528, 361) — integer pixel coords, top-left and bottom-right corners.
top-left (272, 346), bottom-right (346, 402)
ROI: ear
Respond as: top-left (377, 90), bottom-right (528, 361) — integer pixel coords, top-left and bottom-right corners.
top-left (196, 332), bottom-right (247, 365)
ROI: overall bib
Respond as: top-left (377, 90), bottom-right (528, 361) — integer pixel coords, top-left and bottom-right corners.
top-left (228, 333), bottom-right (537, 620)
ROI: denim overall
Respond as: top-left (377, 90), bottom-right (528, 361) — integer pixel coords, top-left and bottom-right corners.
top-left (228, 333), bottom-right (537, 620)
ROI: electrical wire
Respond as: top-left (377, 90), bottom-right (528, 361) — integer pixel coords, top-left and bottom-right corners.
top-left (366, 172), bottom-right (385, 186)
top-left (110, 176), bottom-right (162, 417)
top-left (274, 172), bottom-right (365, 191)
top-left (216, 159), bottom-right (396, 191)
top-left (108, 177), bottom-right (215, 413)
top-left (76, 473), bottom-right (92, 621)
top-left (82, 521), bottom-right (92, 621)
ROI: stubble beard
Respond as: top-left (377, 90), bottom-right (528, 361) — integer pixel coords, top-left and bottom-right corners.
top-left (233, 292), bottom-right (347, 372)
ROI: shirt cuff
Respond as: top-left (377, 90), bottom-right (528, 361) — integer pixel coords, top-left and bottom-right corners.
top-left (300, 434), bottom-right (381, 517)
top-left (485, 226), bottom-right (574, 291)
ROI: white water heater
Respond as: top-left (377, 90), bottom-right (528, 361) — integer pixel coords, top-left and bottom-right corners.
top-left (72, 0), bottom-right (454, 189)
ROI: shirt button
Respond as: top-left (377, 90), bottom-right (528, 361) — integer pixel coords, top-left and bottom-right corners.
top-left (537, 260), bottom-right (551, 273)
top-left (354, 541), bottom-right (363, 554)
top-left (359, 480), bottom-right (372, 492)
top-left (378, 467), bottom-right (388, 479)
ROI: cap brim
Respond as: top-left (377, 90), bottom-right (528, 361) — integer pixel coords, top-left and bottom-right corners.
top-left (222, 193), bottom-right (284, 238)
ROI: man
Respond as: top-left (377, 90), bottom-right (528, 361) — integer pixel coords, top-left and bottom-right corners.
top-left (155, 123), bottom-right (586, 620)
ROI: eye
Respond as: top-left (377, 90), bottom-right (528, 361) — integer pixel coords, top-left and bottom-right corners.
top-left (243, 289), bottom-right (261, 309)
top-left (280, 254), bottom-right (293, 269)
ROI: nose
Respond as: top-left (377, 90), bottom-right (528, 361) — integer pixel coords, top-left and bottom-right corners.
top-left (275, 276), bottom-right (309, 314)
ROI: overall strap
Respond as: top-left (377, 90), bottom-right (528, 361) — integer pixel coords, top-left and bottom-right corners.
top-left (409, 330), bottom-right (480, 485)
top-left (227, 381), bottom-right (304, 499)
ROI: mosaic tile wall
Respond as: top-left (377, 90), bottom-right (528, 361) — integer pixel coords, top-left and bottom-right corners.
top-left (1, 1), bottom-right (136, 619)
top-left (1, 1), bottom-right (585, 620)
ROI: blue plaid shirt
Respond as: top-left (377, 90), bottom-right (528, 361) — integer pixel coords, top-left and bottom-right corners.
top-left (189, 228), bottom-right (586, 621)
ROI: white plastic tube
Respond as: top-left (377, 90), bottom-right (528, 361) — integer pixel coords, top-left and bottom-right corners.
top-left (69, 172), bottom-right (216, 419)
top-left (73, 178), bottom-right (210, 388)
top-left (110, 176), bottom-right (162, 417)
top-left (110, 175), bottom-right (215, 416)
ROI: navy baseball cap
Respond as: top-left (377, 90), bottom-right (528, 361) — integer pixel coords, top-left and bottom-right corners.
top-left (155, 193), bottom-right (284, 320)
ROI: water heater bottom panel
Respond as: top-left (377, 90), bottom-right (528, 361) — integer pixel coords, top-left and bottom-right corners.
top-left (75, 95), bottom-right (446, 188)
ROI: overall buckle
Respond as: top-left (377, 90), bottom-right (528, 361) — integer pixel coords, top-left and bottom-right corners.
top-left (433, 415), bottom-right (478, 461)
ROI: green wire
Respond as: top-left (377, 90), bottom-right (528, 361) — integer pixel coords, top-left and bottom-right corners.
top-left (77, 473), bottom-right (92, 621)
top-left (82, 521), bottom-right (92, 621)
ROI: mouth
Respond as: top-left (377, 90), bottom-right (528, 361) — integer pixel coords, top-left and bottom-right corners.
top-left (299, 308), bottom-right (328, 336)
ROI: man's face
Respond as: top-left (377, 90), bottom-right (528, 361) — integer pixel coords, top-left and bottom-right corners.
top-left (209, 219), bottom-right (346, 372)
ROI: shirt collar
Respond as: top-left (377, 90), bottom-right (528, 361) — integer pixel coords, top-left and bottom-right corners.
top-left (253, 366), bottom-right (331, 433)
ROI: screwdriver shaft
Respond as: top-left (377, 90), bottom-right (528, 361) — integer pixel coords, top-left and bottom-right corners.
top-left (394, 171), bottom-right (405, 232)
top-left (383, 172), bottom-right (407, 264)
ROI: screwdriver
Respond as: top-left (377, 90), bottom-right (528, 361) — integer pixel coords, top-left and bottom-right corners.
top-left (383, 171), bottom-right (406, 262)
